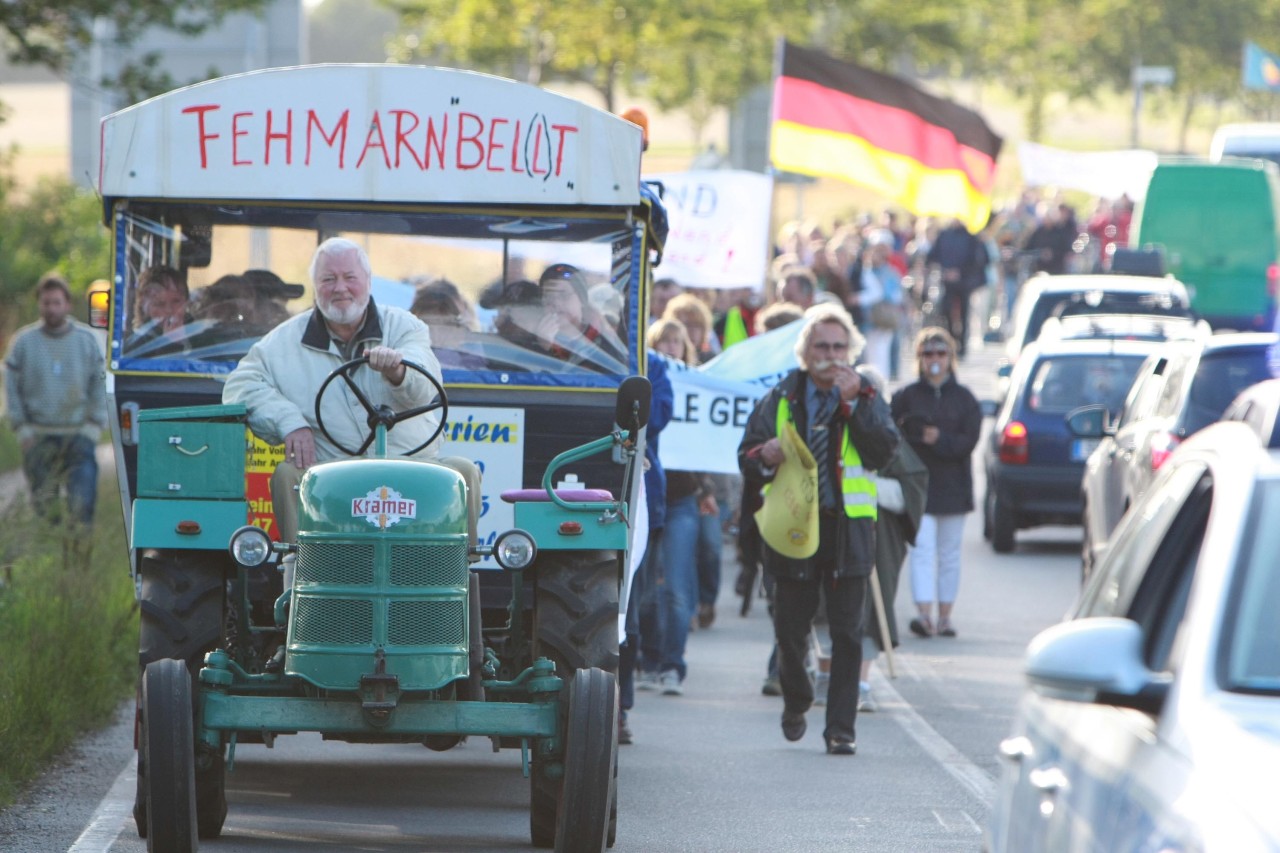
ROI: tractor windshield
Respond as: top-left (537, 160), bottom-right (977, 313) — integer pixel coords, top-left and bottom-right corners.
top-left (110, 202), bottom-right (643, 389)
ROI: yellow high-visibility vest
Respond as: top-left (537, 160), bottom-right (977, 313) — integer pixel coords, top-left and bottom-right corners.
top-left (776, 395), bottom-right (877, 520)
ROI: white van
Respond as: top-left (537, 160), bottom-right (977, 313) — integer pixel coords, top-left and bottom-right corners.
top-left (1210, 122), bottom-right (1280, 167)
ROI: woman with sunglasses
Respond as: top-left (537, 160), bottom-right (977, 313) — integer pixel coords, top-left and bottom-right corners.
top-left (889, 327), bottom-right (982, 639)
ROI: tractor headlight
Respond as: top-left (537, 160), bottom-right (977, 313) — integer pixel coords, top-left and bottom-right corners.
top-left (493, 529), bottom-right (537, 571)
top-left (229, 525), bottom-right (273, 567)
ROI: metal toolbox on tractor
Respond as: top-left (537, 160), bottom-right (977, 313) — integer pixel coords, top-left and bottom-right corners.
top-left (136, 404), bottom-right (247, 499)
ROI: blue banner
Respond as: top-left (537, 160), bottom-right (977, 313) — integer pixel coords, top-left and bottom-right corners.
top-left (1243, 41), bottom-right (1280, 91)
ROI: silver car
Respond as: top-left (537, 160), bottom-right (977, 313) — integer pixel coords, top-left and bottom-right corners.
top-left (986, 421), bottom-right (1280, 853)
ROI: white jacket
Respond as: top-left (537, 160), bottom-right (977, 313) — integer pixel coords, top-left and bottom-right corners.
top-left (222, 300), bottom-right (444, 461)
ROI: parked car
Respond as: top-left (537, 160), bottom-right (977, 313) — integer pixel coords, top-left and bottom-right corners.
top-left (1221, 376), bottom-right (1280, 447)
top-left (1036, 312), bottom-right (1208, 347)
top-left (984, 337), bottom-right (1156, 553)
top-left (1079, 332), bottom-right (1277, 574)
top-left (996, 273), bottom-right (1193, 400)
top-left (985, 421), bottom-right (1280, 853)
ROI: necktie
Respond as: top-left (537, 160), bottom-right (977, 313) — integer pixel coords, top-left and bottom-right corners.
top-left (811, 390), bottom-right (836, 509)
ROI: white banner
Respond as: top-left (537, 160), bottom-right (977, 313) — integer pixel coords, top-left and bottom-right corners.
top-left (645, 170), bottom-right (773, 290)
top-left (658, 320), bottom-right (803, 474)
top-left (1017, 142), bottom-right (1158, 201)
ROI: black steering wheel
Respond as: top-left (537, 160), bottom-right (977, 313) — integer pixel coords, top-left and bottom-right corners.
top-left (315, 357), bottom-right (448, 457)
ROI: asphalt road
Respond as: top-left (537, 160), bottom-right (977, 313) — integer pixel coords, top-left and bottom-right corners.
top-left (0, 337), bottom-right (1087, 852)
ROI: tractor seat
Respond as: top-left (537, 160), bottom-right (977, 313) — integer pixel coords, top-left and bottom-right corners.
top-left (500, 488), bottom-right (615, 503)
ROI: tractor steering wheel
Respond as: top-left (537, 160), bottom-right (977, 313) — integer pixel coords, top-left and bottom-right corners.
top-left (314, 356), bottom-right (449, 458)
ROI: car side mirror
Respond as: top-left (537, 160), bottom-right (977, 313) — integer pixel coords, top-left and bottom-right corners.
top-left (1066, 404), bottom-right (1108, 438)
top-left (1026, 617), bottom-right (1170, 714)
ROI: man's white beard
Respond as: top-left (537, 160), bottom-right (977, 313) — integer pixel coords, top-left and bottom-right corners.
top-left (319, 297), bottom-right (369, 326)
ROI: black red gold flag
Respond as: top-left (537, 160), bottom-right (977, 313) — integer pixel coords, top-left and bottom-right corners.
top-left (770, 41), bottom-right (1003, 232)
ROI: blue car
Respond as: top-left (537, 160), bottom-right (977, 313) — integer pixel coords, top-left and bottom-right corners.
top-left (984, 337), bottom-right (1160, 553)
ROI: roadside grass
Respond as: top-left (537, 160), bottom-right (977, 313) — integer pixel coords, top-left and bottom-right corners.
top-left (0, 424), bottom-right (21, 475)
top-left (0, 474), bottom-right (136, 808)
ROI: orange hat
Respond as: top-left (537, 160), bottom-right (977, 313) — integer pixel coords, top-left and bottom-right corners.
top-left (620, 107), bottom-right (649, 151)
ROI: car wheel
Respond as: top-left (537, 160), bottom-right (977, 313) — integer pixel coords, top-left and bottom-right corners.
top-left (982, 488), bottom-right (994, 542)
top-left (991, 493), bottom-right (1016, 554)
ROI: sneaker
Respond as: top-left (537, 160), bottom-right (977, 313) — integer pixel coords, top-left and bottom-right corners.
top-left (635, 670), bottom-right (660, 692)
top-left (697, 603), bottom-right (716, 629)
top-left (659, 670), bottom-right (683, 696)
top-left (618, 713), bottom-right (633, 745)
top-left (761, 677), bottom-right (782, 696)
top-left (858, 684), bottom-right (877, 713)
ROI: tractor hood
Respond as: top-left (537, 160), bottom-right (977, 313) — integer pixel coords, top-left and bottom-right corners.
top-left (299, 458), bottom-right (467, 537)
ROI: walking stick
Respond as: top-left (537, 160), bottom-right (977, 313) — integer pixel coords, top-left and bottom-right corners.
top-left (868, 569), bottom-right (897, 678)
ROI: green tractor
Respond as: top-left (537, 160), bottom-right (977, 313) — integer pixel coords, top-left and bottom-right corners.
top-left (135, 359), bottom-right (651, 852)
top-left (94, 64), bottom-right (666, 852)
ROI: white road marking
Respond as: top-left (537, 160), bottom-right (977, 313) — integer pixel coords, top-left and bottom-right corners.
top-left (872, 669), bottom-right (997, 807)
top-left (67, 758), bottom-right (133, 853)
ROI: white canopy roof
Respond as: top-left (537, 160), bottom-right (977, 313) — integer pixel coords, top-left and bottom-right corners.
top-left (99, 64), bottom-right (643, 207)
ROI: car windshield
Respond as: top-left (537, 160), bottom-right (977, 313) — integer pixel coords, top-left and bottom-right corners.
top-left (1026, 289), bottom-right (1190, 347)
top-left (1184, 348), bottom-right (1273, 434)
top-left (110, 203), bottom-right (640, 388)
top-left (1225, 477), bottom-right (1280, 695)
top-left (1026, 354), bottom-right (1147, 414)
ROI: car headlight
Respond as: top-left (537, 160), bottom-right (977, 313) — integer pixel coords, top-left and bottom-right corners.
top-left (493, 529), bottom-right (537, 571)
top-left (229, 525), bottom-right (273, 567)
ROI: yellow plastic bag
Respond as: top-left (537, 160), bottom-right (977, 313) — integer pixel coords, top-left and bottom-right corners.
top-left (755, 421), bottom-right (820, 559)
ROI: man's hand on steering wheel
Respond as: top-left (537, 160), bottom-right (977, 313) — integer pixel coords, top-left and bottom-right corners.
top-left (365, 345), bottom-right (407, 385)
top-left (315, 356), bottom-right (449, 457)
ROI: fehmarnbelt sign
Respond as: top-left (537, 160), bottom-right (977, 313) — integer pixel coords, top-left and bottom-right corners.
top-left (98, 65), bottom-right (643, 206)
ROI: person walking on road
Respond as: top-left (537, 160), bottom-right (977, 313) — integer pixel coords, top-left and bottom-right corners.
top-left (4, 273), bottom-right (106, 527)
top-left (889, 328), bottom-right (982, 639)
top-left (739, 305), bottom-right (900, 755)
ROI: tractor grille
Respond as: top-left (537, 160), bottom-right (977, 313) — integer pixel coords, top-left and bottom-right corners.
top-left (296, 542), bottom-right (376, 585)
top-left (389, 541), bottom-right (468, 586)
top-left (387, 599), bottom-right (466, 646)
top-left (292, 597), bottom-right (374, 645)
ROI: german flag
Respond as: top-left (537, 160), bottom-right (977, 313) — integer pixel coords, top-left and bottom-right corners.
top-left (771, 41), bottom-right (1003, 233)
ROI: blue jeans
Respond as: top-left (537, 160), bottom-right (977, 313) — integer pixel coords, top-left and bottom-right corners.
top-left (695, 507), bottom-right (723, 609)
top-left (658, 495), bottom-right (699, 680)
top-left (24, 434), bottom-right (97, 525)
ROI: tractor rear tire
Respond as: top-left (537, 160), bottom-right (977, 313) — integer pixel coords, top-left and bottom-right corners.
top-left (554, 668), bottom-right (617, 853)
top-left (138, 549), bottom-right (226, 676)
top-left (141, 659), bottom-right (198, 853)
top-left (195, 748), bottom-right (227, 839)
top-left (530, 761), bottom-right (559, 848)
top-left (533, 550), bottom-right (620, 679)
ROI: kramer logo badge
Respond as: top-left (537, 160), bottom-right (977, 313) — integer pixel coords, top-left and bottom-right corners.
top-left (352, 486), bottom-right (417, 530)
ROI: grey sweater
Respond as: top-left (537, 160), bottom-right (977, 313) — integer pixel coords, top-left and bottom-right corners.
top-left (4, 319), bottom-right (106, 442)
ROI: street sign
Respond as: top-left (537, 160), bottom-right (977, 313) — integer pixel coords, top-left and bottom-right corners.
top-left (1133, 65), bottom-right (1175, 86)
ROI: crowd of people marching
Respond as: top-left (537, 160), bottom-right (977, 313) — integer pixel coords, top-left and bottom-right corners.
top-left (616, 189), bottom-right (1135, 748)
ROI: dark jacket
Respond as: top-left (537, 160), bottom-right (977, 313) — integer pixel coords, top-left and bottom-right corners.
top-left (926, 224), bottom-right (988, 292)
top-left (644, 352), bottom-right (674, 529)
top-left (890, 375), bottom-right (982, 515)
top-left (738, 368), bottom-right (900, 581)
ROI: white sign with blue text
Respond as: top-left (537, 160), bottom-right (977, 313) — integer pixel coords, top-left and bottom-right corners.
top-left (440, 406), bottom-right (525, 569)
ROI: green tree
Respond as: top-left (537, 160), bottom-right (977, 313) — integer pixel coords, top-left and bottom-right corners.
top-left (1, 0), bottom-right (273, 102)
top-left (0, 175), bottom-right (112, 337)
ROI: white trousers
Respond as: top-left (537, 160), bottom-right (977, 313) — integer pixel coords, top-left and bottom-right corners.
top-left (909, 512), bottom-right (966, 605)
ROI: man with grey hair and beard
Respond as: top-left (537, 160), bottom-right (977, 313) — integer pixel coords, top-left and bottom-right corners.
top-left (738, 304), bottom-right (900, 755)
top-left (224, 237), bottom-right (472, 549)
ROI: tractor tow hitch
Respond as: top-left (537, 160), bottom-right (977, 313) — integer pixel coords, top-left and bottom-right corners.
top-left (359, 650), bottom-right (400, 725)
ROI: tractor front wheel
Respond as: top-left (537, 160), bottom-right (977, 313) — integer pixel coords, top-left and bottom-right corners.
top-left (140, 659), bottom-right (198, 853)
top-left (554, 668), bottom-right (617, 853)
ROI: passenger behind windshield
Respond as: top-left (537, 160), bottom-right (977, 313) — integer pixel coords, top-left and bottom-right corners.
top-left (535, 263), bottom-right (626, 373)
top-left (124, 265), bottom-right (193, 356)
top-left (410, 279), bottom-right (485, 369)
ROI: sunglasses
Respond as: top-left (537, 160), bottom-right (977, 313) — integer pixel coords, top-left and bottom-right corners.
top-left (920, 349), bottom-right (950, 358)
